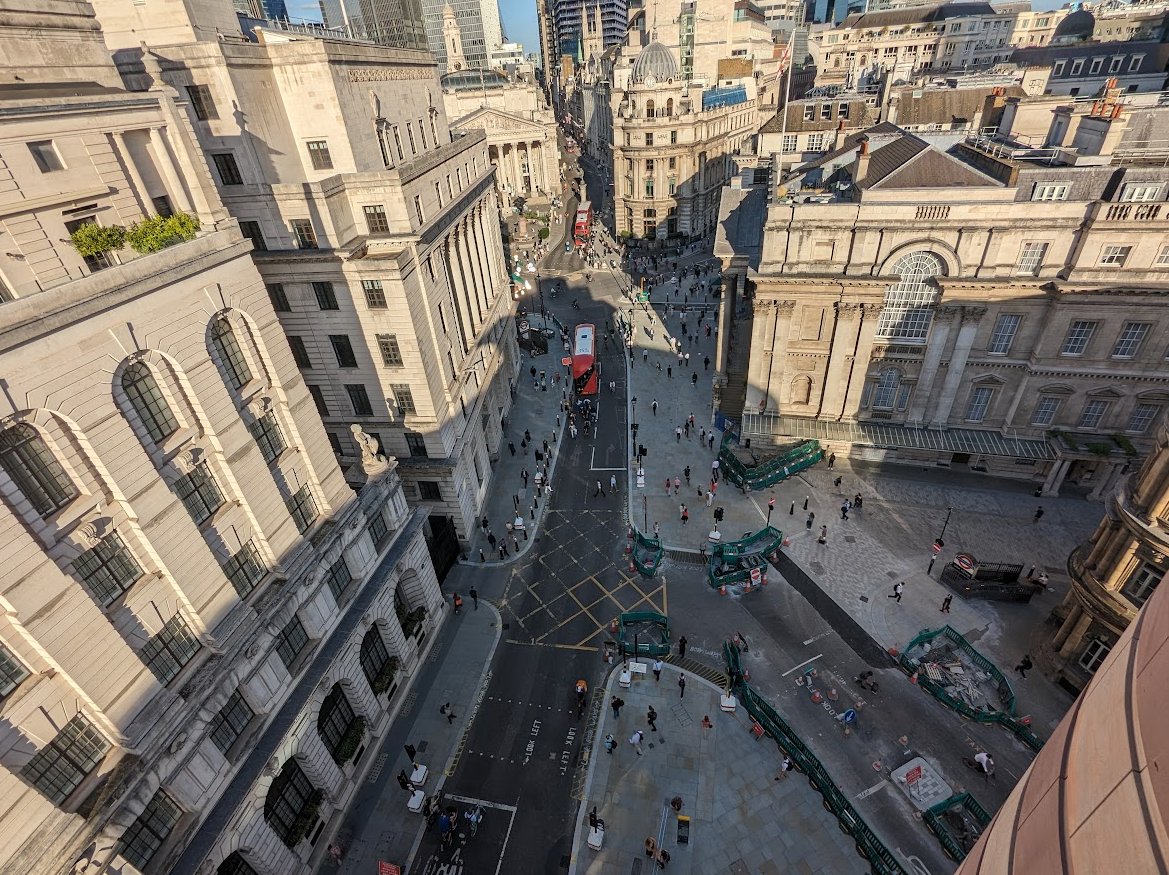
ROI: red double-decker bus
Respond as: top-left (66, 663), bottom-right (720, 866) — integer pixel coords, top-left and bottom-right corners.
top-left (573, 201), bottom-right (592, 245)
top-left (572, 323), bottom-right (598, 396)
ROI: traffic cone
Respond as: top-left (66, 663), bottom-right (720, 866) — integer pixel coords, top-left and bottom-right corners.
top-left (629, 560), bottom-right (636, 573)
top-left (760, 574), bottom-right (767, 586)
top-left (811, 689), bottom-right (823, 704)
top-left (627, 527), bottom-right (634, 539)
top-left (743, 582), bottom-right (753, 593)
top-left (909, 670), bottom-right (919, 685)
top-left (827, 688), bottom-right (838, 701)
top-left (718, 584), bottom-right (727, 595)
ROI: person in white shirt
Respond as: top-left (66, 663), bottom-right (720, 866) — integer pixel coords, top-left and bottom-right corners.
top-left (974, 751), bottom-right (994, 775)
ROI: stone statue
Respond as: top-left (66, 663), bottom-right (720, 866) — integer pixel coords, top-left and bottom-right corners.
top-left (350, 424), bottom-right (388, 474)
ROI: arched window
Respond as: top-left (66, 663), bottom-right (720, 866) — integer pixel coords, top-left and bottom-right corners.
top-left (121, 362), bottom-right (179, 443)
top-left (218, 852), bottom-right (260, 875)
top-left (318, 683), bottom-right (360, 764)
top-left (646, 99), bottom-right (655, 118)
top-left (875, 251), bottom-right (945, 342)
top-left (210, 317), bottom-right (253, 390)
top-left (360, 625), bottom-right (398, 694)
top-left (872, 369), bottom-right (902, 409)
top-left (264, 759), bottom-right (320, 847)
top-left (666, 98), bottom-right (673, 116)
top-left (0, 423), bottom-right (76, 517)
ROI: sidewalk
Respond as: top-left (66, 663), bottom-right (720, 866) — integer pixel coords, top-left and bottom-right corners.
top-left (321, 603), bottom-right (502, 874)
top-left (569, 664), bottom-right (861, 874)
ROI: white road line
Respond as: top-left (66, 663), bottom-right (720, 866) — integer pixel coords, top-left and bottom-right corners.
top-left (781, 654), bottom-right (822, 677)
top-left (802, 631), bottom-right (832, 646)
top-left (442, 792), bottom-right (518, 812)
top-left (856, 781), bottom-right (887, 800)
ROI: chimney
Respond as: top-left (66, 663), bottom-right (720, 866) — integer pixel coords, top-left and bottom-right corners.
top-left (855, 134), bottom-right (870, 183)
top-left (834, 118), bottom-right (846, 151)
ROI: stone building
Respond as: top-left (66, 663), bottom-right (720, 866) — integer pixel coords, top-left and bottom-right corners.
top-left (714, 99), bottom-right (1169, 498)
top-left (0, 4), bottom-right (445, 875)
top-left (90, 0), bottom-right (521, 564)
top-left (1055, 413), bottom-right (1169, 692)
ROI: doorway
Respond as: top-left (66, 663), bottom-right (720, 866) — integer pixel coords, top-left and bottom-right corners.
top-left (425, 514), bottom-right (460, 582)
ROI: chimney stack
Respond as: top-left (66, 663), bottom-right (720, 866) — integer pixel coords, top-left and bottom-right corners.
top-left (855, 134), bottom-right (870, 183)
top-left (834, 118), bottom-right (846, 150)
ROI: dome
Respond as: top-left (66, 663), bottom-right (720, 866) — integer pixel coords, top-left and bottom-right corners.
top-left (440, 67), bottom-right (508, 91)
top-left (631, 41), bottom-right (679, 85)
top-left (1052, 7), bottom-right (1095, 42)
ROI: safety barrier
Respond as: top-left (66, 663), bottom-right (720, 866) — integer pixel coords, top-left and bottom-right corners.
top-left (718, 435), bottom-right (824, 490)
top-left (723, 642), bottom-right (908, 875)
top-left (629, 527), bottom-right (664, 577)
top-left (617, 611), bottom-right (671, 658)
top-left (706, 527), bottom-right (783, 591)
top-left (922, 792), bottom-right (992, 862)
top-left (899, 626), bottom-right (1044, 752)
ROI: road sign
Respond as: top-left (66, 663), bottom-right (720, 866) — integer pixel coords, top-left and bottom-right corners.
top-left (750, 567), bottom-right (762, 585)
top-left (905, 765), bottom-right (923, 785)
top-left (379, 863), bottom-right (401, 875)
top-left (561, 356), bottom-right (572, 366)
top-left (931, 541), bottom-right (942, 556)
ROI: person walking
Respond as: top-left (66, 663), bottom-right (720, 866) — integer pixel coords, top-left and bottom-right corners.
top-left (453, 592), bottom-right (464, 613)
top-left (611, 695), bottom-right (625, 718)
top-left (678, 674), bottom-right (686, 698)
top-left (775, 756), bottom-right (795, 780)
top-left (706, 490), bottom-right (714, 507)
top-left (652, 399), bottom-right (658, 415)
top-left (1014, 655), bottom-right (1033, 678)
top-left (440, 703), bottom-right (456, 724)
top-left (397, 769), bottom-right (415, 792)
top-left (889, 582), bottom-right (904, 604)
top-left (652, 658), bottom-right (663, 681)
top-left (647, 705), bottom-right (658, 731)
top-left (1034, 506), bottom-right (1045, 522)
top-left (827, 452), bottom-right (836, 469)
top-left (684, 465), bottom-right (691, 485)
top-left (675, 426), bottom-right (682, 443)
top-left (673, 477), bottom-right (681, 495)
top-left (806, 511), bottom-right (815, 530)
top-left (603, 733), bottom-right (617, 754)
top-left (470, 586), bottom-right (479, 609)
top-left (405, 743), bottom-right (417, 765)
top-left (665, 478), bottom-right (671, 496)
top-left (595, 479), bottom-right (606, 497)
top-left (508, 441), bottom-right (516, 456)
top-left (487, 531), bottom-right (497, 551)
top-left (708, 432), bottom-right (715, 450)
top-left (678, 636), bottom-right (688, 658)
top-left (681, 506), bottom-right (689, 525)
top-left (941, 594), bottom-right (952, 613)
top-left (629, 730), bottom-right (645, 755)
top-left (840, 500), bottom-right (850, 521)
top-left (818, 525), bottom-right (828, 545)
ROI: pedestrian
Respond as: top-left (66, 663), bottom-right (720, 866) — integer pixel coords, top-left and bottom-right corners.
top-left (487, 531), bottom-right (497, 550)
top-left (670, 795), bottom-right (682, 812)
top-left (1034, 506), bottom-right (1045, 522)
top-left (840, 501), bottom-right (850, 521)
top-left (818, 525), bottom-right (828, 545)
top-left (512, 536), bottom-right (519, 553)
top-left (678, 674), bottom-right (686, 698)
top-left (595, 479), bottom-right (605, 497)
top-left (827, 452), bottom-right (835, 469)
top-left (941, 594), bottom-right (952, 613)
top-left (853, 492), bottom-right (863, 509)
top-left (653, 521), bottom-right (661, 537)
top-left (453, 592), bottom-right (463, 613)
top-left (652, 399), bottom-right (658, 415)
top-left (889, 582), bottom-right (904, 604)
top-left (479, 548), bottom-right (485, 562)
top-left (611, 474), bottom-right (618, 491)
top-left (674, 476), bottom-right (681, 495)
top-left (667, 366), bottom-right (672, 378)
top-left (652, 658), bottom-right (663, 681)
top-left (701, 714), bottom-right (713, 729)
top-left (470, 586), bottom-right (479, 609)
top-left (648, 705), bottom-right (658, 731)
top-left (629, 730), bottom-right (644, 755)
top-left (706, 490), bottom-right (714, 507)
top-left (708, 432), bottom-right (715, 450)
top-left (440, 702), bottom-right (456, 723)
top-left (681, 506), bottom-right (689, 525)
top-left (1015, 655), bottom-right (1033, 678)
top-left (833, 476), bottom-right (843, 489)
top-left (775, 756), bottom-right (794, 780)
top-left (691, 372), bottom-right (698, 386)
top-left (521, 468), bottom-right (528, 486)
top-left (604, 733), bottom-right (617, 754)
top-left (665, 478), bottom-right (671, 496)
top-left (704, 355), bottom-right (710, 370)
top-left (678, 636), bottom-right (688, 658)
top-left (508, 441), bottom-right (516, 456)
top-left (684, 465), bottom-right (691, 484)
top-left (676, 426), bottom-right (682, 443)
top-left (700, 427), bottom-right (706, 444)
top-left (611, 695), bottom-right (625, 718)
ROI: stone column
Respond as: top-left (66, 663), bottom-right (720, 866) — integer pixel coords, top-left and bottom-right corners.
top-left (1051, 601), bottom-right (1085, 651)
top-left (1055, 608), bottom-right (1095, 659)
top-left (841, 303), bottom-right (882, 417)
top-left (906, 306), bottom-right (959, 424)
top-left (463, 215), bottom-right (490, 316)
top-left (1090, 461), bottom-right (1125, 501)
top-left (1042, 457), bottom-right (1073, 495)
top-left (929, 306), bottom-right (987, 426)
top-left (474, 204), bottom-right (500, 303)
top-left (148, 127), bottom-right (193, 214)
top-left (453, 224), bottom-right (483, 329)
top-left (510, 143), bottom-right (522, 195)
top-left (746, 301), bottom-right (775, 413)
top-left (443, 235), bottom-right (473, 354)
top-left (818, 303), bottom-right (864, 420)
top-left (112, 132), bottom-right (150, 215)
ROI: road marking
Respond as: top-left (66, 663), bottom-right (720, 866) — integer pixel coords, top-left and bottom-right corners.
top-left (802, 630), bottom-right (832, 646)
top-left (441, 793), bottom-right (518, 812)
top-left (856, 781), bottom-right (887, 800)
top-left (781, 654), bottom-right (822, 676)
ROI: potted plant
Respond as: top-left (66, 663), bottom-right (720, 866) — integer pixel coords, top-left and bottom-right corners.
top-left (126, 212), bottom-right (201, 254)
top-left (69, 222), bottom-right (126, 259)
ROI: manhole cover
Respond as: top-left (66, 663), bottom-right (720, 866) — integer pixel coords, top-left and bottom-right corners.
top-left (860, 595), bottom-right (870, 603)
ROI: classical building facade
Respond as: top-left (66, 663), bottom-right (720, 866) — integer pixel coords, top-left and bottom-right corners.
top-left (91, 0), bottom-right (521, 562)
top-left (0, 5), bottom-right (445, 875)
top-left (715, 102), bottom-right (1169, 497)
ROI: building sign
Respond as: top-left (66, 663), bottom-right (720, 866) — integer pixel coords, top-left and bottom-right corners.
top-left (348, 68), bottom-right (435, 82)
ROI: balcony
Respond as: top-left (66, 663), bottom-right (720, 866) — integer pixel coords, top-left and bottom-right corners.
top-left (1105, 203), bottom-right (1162, 222)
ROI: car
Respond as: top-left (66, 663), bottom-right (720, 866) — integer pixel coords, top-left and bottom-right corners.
top-left (565, 241), bottom-right (573, 253)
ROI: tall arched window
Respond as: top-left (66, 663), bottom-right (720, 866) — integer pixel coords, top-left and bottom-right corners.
top-left (121, 362), bottom-right (179, 443)
top-left (872, 369), bottom-right (902, 409)
top-left (875, 251), bottom-right (945, 342)
top-left (0, 423), bottom-right (76, 516)
top-left (666, 98), bottom-right (674, 116)
top-left (210, 317), bottom-right (253, 390)
top-left (646, 99), bottom-right (655, 118)
top-left (318, 683), bottom-right (360, 764)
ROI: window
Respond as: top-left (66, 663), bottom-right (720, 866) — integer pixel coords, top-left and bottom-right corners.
top-left (238, 220), bottom-right (267, 251)
top-left (210, 689), bottom-right (255, 756)
top-left (1127, 403), bottom-right (1160, 434)
top-left (311, 281), bottom-right (338, 310)
top-left (645, 133), bottom-right (654, 146)
top-left (306, 140), bottom-right (333, 170)
top-left (1089, 57), bottom-right (1103, 75)
top-left (645, 177), bottom-right (654, 198)
top-left (152, 195), bottom-right (173, 216)
top-left (392, 125), bottom-right (404, 160)
top-left (1032, 184), bottom-right (1068, 201)
top-left (1109, 56), bottom-right (1123, 74)
top-left (1078, 399), bottom-right (1110, 429)
top-left (670, 130), bottom-right (677, 144)
top-left (288, 336), bottom-right (312, 369)
top-left (0, 643), bottom-right (30, 699)
top-left (1053, 60), bottom-right (1066, 76)
top-left (821, 103), bottom-right (832, 120)
top-left (368, 511), bottom-right (388, 546)
top-left (419, 120), bottom-right (427, 149)
top-left (1129, 54), bottom-right (1144, 72)
top-left (63, 219), bottom-right (114, 272)
top-left (292, 220), bottom-right (318, 250)
top-left (668, 177), bottom-right (676, 196)
top-left (286, 484), bottom-right (318, 533)
top-left (222, 540), bottom-right (266, 598)
top-left (0, 423), bottom-right (76, 517)
top-left (29, 140), bottom-right (65, 173)
top-left (1031, 395), bottom-right (1062, 426)
top-left (211, 318), bottom-right (253, 389)
top-left (1123, 562), bottom-right (1162, 606)
top-left (249, 412), bottom-right (287, 463)
top-left (839, 102), bottom-right (850, 119)
top-left (22, 714), bottom-right (109, 805)
top-left (120, 789), bottom-right (182, 869)
top-left (364, 205), bottom-right (389, 235)
top-left (1099, 245), bottom-right (1132, 266)
top-left (275, 616), bottom-right (309, 669)
top-left (362, 279), bottom-right (387, 308)
top-left (418, 480), bottom-right (442, 500)
top-left (211, 153), bottom-right (243, 186)
top-left (360, 626), bottom-right (393, 689)
top-left (413, 195), bottom-right (425, 225)
top-left (377, 333), bottom-right (403, 366)
top-left (987, 314), bottom-right (1021, 355)
top-left (1123, 184), bottom-right (1163, 202)
top-left (406, 432), bottom-right (428, 457)
top-left (782, 134), bottom-right (797, 152)
top-left (391, 384), bottom-right (416, 415)
top-left (318, 684), bottom-right (359, 764)
top-left (1070, 58), bottom-right (1084, 76)
top-left (122, 362), bottom-right (179, 443)
top-left (871, 369), bottom-right (901, 410)
top-left (1015, 242), bottom-right (1047, 276)
top-left (346, 384), bottom-right (373, 416)
top-left (406, 123), bottom-right (416, 154)
top-left (218, 853), bottom-right (260, 875)
top-left (73, 531), bottom-right (142, 607)
top-left (174, 462), bottom-right (224, 525)
top-left (965, 386), bottom-right (994, 422)
top-left (307, 384), bottom-right (329, 417)
top-left (1079, 638), bottom-right (1111, 674)
top-left (875, 251), bottom-right (945, 342)
top-left (185, 84), bottom-right (217, 121)
top-left (1060, 320), bottom-right (1097, 355)
top-left (142, 614), bottom-right (200, 684)
top-left (1113, 321), bottom-right (1150, 358)
top-left (267, 283), bottom-right (290, 312)
top-left (264, 759), bottom-right (319, 846)
top-left (330, 334), bottom-right (358, 368)
top-left (324, 557), bottom-right (352, 600)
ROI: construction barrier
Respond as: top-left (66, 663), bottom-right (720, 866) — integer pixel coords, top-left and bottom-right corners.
top-left (718, 435), bottom-right (824, 490)
top-left (629, 528), bottom-right (664, 578)
top-left (923, 792), bottom-right (993, 862)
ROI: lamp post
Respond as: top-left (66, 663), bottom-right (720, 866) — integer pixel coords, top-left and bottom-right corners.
top-left (643, 494), bottom-right (648, 532)
top-left (928, 507), bottom-right (954, 575)
top-left (536, 271), bottom-right (546, 321)
top-left (767, 497), bottom-right (775, 526)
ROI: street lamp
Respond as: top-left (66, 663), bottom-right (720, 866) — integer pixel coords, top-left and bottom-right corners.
top-left (643, 494), bottom-right (648, 532)
top-left (536, 271), bottom-right (546, 321)
top-left (767, 497), bottom-right (775, 527)
top-left (928, 507), bottom-right (954, 575)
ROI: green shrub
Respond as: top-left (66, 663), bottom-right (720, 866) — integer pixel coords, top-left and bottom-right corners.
top-left (370, 657), bottom-right (400, 694)
top-left (126, 212), bottom-right (201, 254)
top-left (538, 227), bottom-right (550, 240)
top-left (332, 716), bottom-right (367, 764)
top-left (69, 222), bottom-right (126, 257)
top-left (282, 788), bottom-right (324, 847)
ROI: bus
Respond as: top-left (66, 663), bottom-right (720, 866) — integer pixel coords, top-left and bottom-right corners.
top-left (572, 323), bottom-right (598, 396)
top-left (573, 201), bottom-right (592, 246)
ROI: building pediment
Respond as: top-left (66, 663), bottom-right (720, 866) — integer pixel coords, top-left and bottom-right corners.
top-left (453, 107), bottom-right (547, 137)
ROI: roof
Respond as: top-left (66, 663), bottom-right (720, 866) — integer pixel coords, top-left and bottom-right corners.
top-left (890, 84), bottom-right (1026, 128)
top-left (441, 67), bottom-right (508, 90)
top-left (631, 41), bottom-right (679, 84)
top-left (838, 1), bottom-right (995, 29)
top-left (783, 122), bottom-right (902, 181)
top-left (857, 133), bottom-right (1003, 189)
